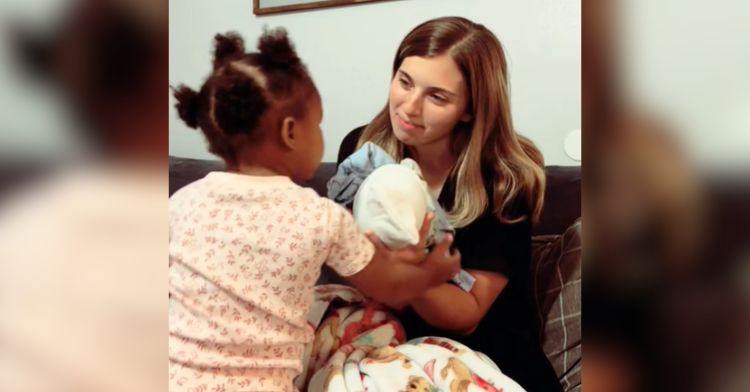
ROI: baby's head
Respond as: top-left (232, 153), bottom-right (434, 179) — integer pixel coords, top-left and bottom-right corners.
top-left (353, 162), bottom-right (431, 248)
top-left (173, 28), bottom-right (323, 180)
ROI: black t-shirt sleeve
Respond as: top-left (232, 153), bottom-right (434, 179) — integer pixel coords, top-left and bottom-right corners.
top-left (452, 203), bottom-right (532, 279)
top-left (336, 126), bottom-right (366, 168)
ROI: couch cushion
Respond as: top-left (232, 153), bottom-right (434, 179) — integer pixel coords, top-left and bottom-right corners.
top-left (534, 166), bottom-right (581, 236)
top-left (531, 219), bottom-right (582, 391)
top-left (168, 156), bottom-right (336, 197)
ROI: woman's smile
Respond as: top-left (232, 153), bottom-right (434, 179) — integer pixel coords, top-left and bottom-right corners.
top-left (396, 114), bottom-right (423, 132)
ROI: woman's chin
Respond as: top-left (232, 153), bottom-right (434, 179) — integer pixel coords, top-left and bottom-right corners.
top-left (394, 132), bottom-right (416, 146)
top-left (392, 126), bottom-right (420, 146)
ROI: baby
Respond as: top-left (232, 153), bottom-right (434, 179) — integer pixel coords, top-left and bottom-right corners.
top-left (329, 142), bottom-right (475, 291)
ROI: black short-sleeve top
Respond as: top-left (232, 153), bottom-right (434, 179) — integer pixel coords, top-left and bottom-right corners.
top-left (336, 126), bottom-right (539, 342)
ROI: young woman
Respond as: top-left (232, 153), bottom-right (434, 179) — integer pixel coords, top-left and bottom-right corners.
top-left (337, 17), bottom-right (561, 392)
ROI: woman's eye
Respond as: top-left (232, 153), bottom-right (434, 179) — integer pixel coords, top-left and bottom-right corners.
top-left (399, 78), bottom-right (411, 88)
top-left (430, 94), bottom-right (447, 103)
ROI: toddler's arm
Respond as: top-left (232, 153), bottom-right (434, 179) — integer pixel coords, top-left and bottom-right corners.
top-left (325, 205), bottom-right (460, 309)
top-left (346, 216), bottom-right (460, 309)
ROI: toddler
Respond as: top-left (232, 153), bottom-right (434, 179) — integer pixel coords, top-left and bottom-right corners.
top-left (168, 29), bottom-right (460, 391)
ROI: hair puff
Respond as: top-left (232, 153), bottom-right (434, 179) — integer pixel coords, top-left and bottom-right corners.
top-left (173, 85), bottom-right (200, 129)
top-left (213, 71), bottom-right (268, 135)
top-left (257, 27), bottom-right (301, 70)
top-left (213, 32), bottom-right (245, 70)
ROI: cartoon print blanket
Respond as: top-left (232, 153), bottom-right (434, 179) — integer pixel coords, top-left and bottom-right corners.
top-left (296, 285), bottom-right (525, 392)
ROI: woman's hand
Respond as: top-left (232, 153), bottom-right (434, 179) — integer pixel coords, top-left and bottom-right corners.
top-left (364, 213), bottom-right (433, 265)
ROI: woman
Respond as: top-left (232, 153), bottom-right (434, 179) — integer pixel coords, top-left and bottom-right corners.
top-left (337, 17), bottom-right (561, 391)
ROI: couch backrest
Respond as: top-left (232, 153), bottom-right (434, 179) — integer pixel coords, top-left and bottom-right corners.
top-left (168, 156), bottom-right (581, 236)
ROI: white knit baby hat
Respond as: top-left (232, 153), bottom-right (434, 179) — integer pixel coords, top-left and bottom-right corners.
top-left (352, 158), bottom-right (435, 248)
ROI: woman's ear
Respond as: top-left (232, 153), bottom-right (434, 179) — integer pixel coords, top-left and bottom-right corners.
top-left (279, 116), bottom-right (297, 150)
top-left (460, 112), bottom-right (473, 123)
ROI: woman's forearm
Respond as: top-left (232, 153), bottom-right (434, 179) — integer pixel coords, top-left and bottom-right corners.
top-left (409, 269), bottom-right (509, 335)
top-left (409, 283), bottom-right (482, 334)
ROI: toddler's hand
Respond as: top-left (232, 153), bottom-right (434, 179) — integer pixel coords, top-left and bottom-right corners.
top-left (365, 213), bottom-right (433, 264)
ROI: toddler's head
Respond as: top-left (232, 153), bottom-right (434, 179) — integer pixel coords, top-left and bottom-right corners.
top-left (173, 28), bottom-right (323, 180)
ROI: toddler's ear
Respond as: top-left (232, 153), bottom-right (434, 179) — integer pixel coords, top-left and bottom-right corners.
top-left (279, 116), bottom-right (298, 150)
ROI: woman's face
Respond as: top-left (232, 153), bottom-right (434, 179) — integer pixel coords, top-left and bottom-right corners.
top-left (389, 54), bottom-right (471, 147)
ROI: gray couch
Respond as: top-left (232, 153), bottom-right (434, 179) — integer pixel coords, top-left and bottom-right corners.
top-left (168, 156), bottom-right (582, 391)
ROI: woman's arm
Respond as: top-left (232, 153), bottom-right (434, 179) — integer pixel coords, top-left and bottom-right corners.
top-left (413, 197), bottom-right (532, 335)
top-left (408, 268), bottom-right (508, 335)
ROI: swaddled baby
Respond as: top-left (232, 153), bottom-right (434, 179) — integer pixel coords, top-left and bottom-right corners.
top-left (353, 159), bottom-right (436, 249)
top-left (328, 143), bottom-right (474, 291)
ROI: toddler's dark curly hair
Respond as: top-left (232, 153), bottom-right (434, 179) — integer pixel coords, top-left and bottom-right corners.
top-left (173, 28), bottom-right (316, 168)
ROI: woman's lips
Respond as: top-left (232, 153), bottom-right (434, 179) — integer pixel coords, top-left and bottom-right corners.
top-left (397, 115), bottom-right (422, 131)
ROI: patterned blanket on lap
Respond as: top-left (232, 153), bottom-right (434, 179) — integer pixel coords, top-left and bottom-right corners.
top-left (296, 285), bottom-right (526, 392)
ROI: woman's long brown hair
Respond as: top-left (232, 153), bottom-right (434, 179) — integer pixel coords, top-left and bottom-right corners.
top-left (359, 17), bottom-right (545, 227)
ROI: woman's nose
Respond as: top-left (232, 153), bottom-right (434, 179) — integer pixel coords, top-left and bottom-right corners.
top-left (402, 91), bottom-right (422, 117)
